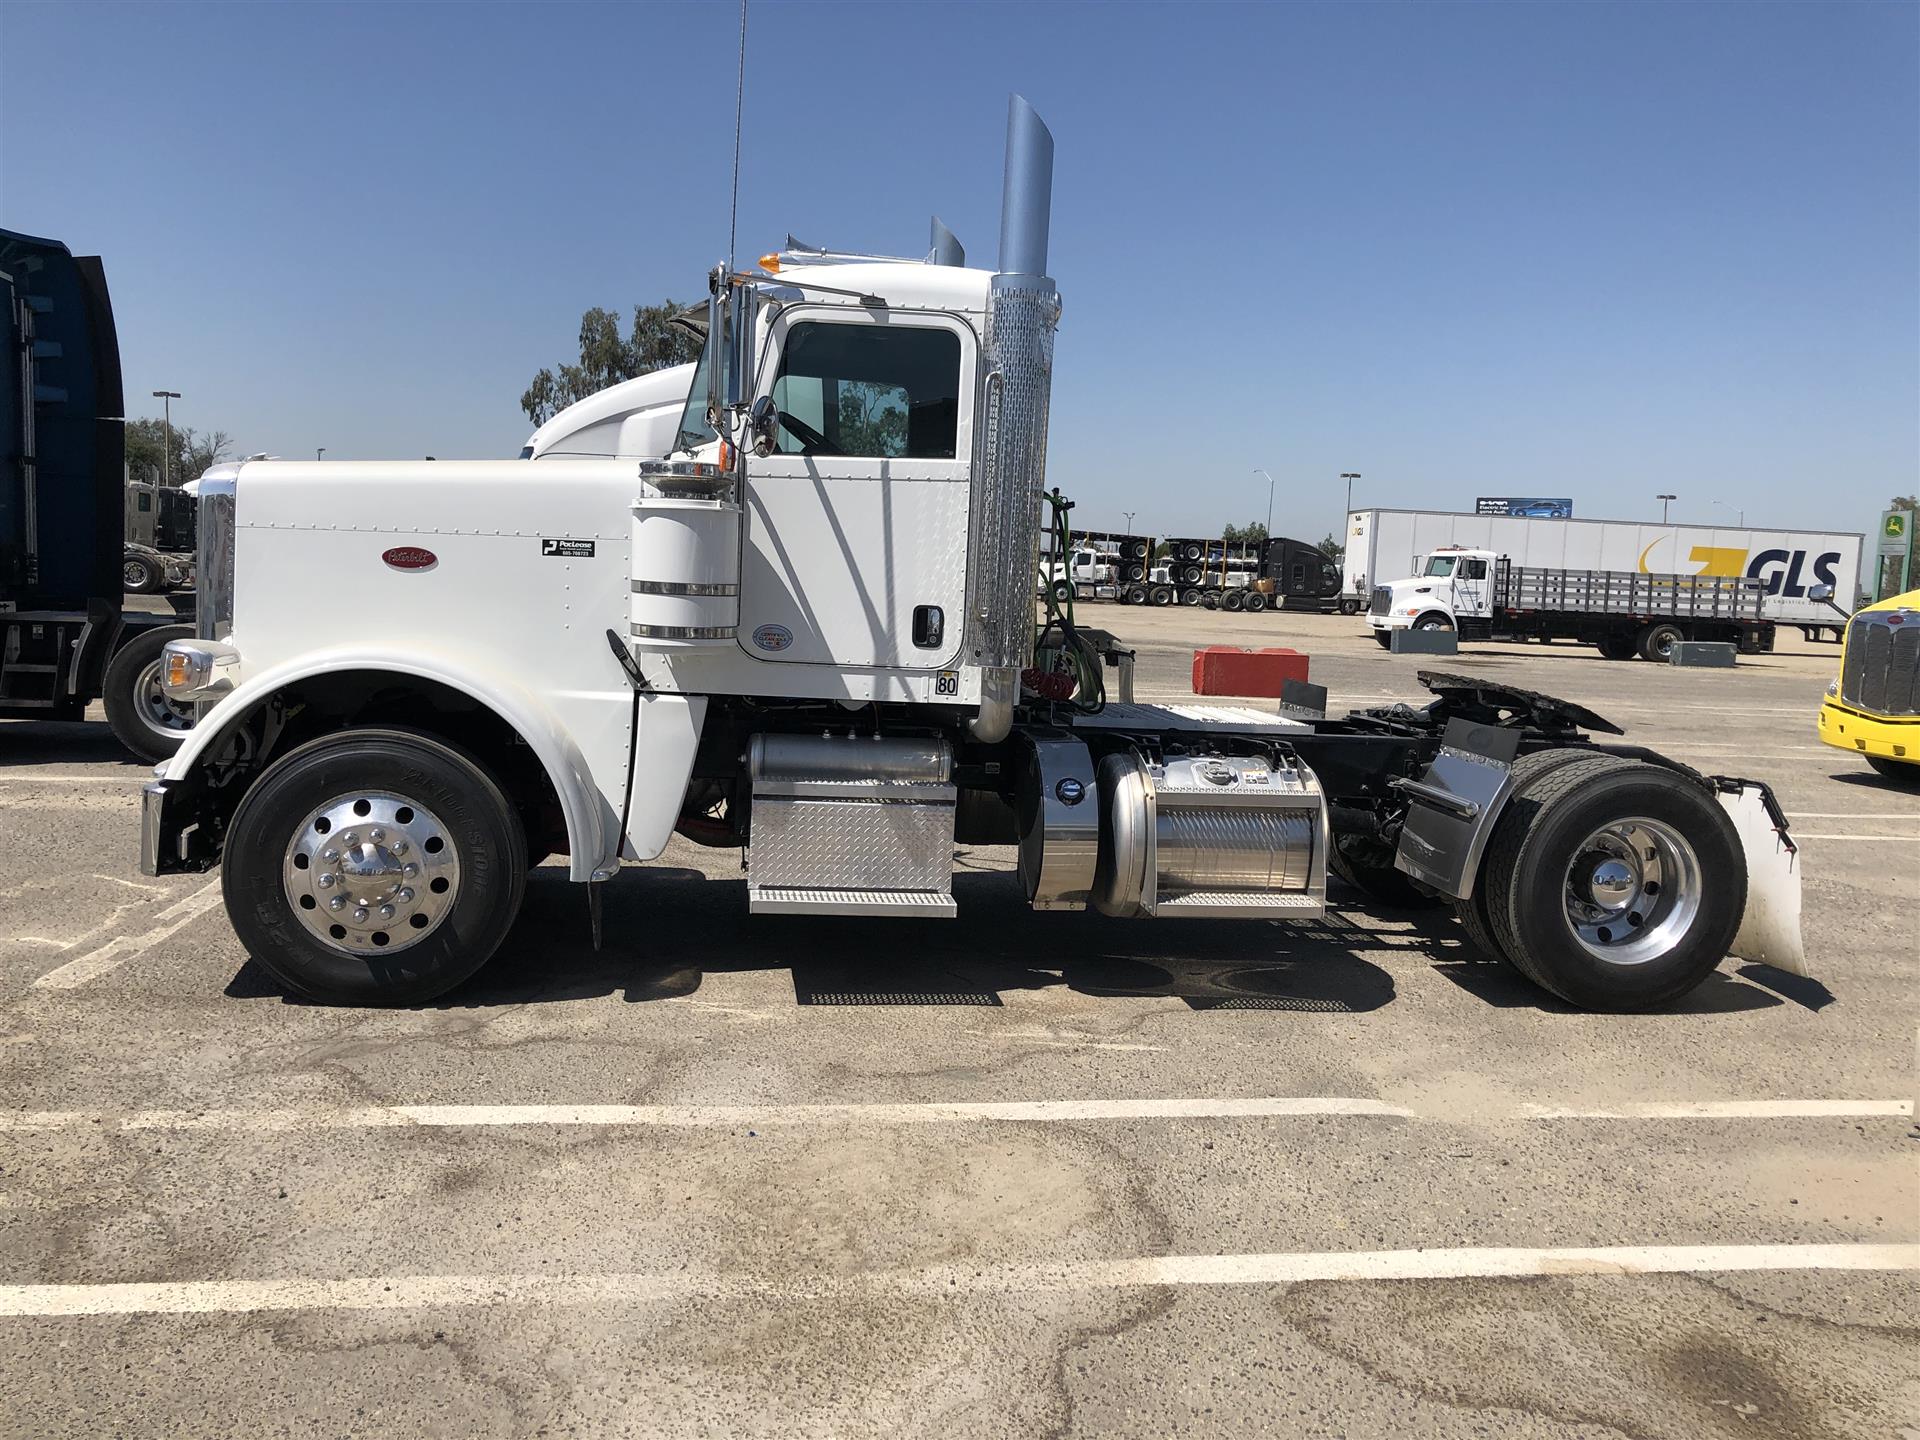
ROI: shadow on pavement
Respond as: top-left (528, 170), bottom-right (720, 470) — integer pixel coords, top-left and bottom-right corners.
top-left (225, 862), bottom-right (1791, 1018)
top-left (0, 720), bottom-right (144, 768)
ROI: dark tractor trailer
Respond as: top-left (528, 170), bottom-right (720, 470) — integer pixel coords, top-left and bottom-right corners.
top-left (1, 227), bottom-right (195, 761)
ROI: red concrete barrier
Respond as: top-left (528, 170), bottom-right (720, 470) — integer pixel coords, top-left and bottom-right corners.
top-left (1191, 647), bottom-right (1310, 697)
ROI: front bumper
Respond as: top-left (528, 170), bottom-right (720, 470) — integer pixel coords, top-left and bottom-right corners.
top-left (1816, 699), bottom-right (1920, 766)
top-left (140, 777), bottom-right (217, 876)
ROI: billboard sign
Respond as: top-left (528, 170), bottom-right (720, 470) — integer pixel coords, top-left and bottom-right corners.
top-left (1476, 497), bottom-right (1575, 518)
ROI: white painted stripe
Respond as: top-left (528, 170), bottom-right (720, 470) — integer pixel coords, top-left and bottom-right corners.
top-left (1791, 833), bottom-right (1920, 841)
top-left (0, 774), bottom-right (145, 785)
top-left (30, 881), bottom-right (223, 991)
top-left (1525, 1099), bottom-right (1914, 1120)
top-left (2, 1244), bottom-right (1912, 1317)
top-left (2, 1095), bottom-right (1905, 1133)
top-left (1784, 812), bottom-right (1920, 819)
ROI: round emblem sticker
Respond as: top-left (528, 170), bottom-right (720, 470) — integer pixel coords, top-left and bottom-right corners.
top-left (381, 546), bottom-right (437, 571)
top-left (752, 623), bottom-right (793, 653)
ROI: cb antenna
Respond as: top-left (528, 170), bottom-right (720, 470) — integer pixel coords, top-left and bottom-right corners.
top-left (727, 0), bottom-right (749, 273)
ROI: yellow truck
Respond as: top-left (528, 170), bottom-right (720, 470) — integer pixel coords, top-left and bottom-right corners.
top-left (1816, 585), bottom-right (1920, 784)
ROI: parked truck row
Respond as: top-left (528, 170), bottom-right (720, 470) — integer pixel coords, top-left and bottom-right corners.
top-left (1041, 531), bottom-right (1343, 612)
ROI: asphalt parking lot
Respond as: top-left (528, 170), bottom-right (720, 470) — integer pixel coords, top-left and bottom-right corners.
top-left (2, 608), bottom-right (1915, 1439)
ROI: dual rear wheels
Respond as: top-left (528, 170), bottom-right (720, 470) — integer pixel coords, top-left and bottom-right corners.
top-left (222, 729), bottom-right (528, 1006)
top-left (1453, 753), bottom-right (1744, 1010)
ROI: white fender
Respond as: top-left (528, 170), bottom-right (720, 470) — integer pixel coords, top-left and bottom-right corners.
top-left (1718, 785), bottom-right (1809, 977)
top-left (162, 647), bottom-right (646, 881)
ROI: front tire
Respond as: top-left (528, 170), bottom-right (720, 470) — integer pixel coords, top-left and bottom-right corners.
top-left (1373, 630), bottom-right (1393, 648)
top-left (101, 624), bottom-right (197, 762)
top-left (1596, 632), bottom-right (1638, 661)
top-left (122, 551), bottom-right (164, 594)
top-left (1338, 598), bottom-right (1360, 616)
top-left (222, 728), bottom-right (528, 1006)
top-left (1244, 591), bottom-right (1270, 613)
top-left (1414, 613), bottom-right (1454, 632)
top-left (1865, 755), bottom-right (1920, 787)
top-left (1480, 756), bottom-right (1743, 1010)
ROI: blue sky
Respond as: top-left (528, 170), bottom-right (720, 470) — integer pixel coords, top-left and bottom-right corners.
top-left (3, 0), bottom-right (1914, 541)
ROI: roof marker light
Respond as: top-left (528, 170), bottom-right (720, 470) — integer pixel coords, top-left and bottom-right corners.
top-left (758, 254), bottom-right (781, 274)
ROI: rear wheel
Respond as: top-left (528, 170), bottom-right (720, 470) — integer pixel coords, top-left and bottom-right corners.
top-left (222, 728), bottom-right (528, 1006)
top-left (1453, 750), bottom-right (1623, 964)
top-left (1244, 591), bottom-right (1269, 613)
top-left (1865, 755), bottom-right (1920, 787)
top-left (1480, 755), bottom-right (1743, 1010)
top-left (1639, 622), bottom-right (1685, 663)
top-left (1179, 587), bottom-right (1203, 606)
top-left (1125, 585), bottom-right (1149, 605)
top-left (123, 552), bottom-right (165, 594)
top-left (1149, 585), bottom-right (1174, 606)
top-left (102, 624), bottom-right (197, 762)
top-left (1595, 632), bottom-right (1637, 660)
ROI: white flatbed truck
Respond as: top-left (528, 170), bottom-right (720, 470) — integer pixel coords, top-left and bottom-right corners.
top-left (143, 98), bottom-right (1807, 1012)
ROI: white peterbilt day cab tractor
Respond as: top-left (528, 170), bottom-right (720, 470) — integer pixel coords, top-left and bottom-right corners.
top-left (143, 97), bottom-right (1807, 1010)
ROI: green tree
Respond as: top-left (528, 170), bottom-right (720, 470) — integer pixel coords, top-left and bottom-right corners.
top-left (520, 300), bottom-right (702, 425)
top-left (125, 418), bottom-right (232, 486)
top-left (1220, 521), bottom-right (1268, 546)
top-left (1891, 494), bottom-right (1917, 511)
top-left (834, 381), bottom-right (908, 457)
top-left (1317, 532), bottom-right (1345, 564)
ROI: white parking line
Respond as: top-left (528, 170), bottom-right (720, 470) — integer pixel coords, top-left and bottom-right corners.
top-left (1, 1243), bottom-right (1912, 1317)
top-left (29, 881), bottom-right (223, 991)
top-left (1791, 834), bottom-right (1920, 842)
top-left (0, 774), bottom-right (146, 785)
top-left (3, 1095), bottom-right (1906, 1133)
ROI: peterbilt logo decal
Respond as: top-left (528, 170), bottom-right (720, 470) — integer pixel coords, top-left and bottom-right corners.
top-left (381, 546), bottom-right (437, 571)
top-left (1636, 539), bottom-right (1841, 598)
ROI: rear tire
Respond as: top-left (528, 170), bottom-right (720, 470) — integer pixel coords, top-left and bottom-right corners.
top-left (102, 624), bottom-right (197, 762)
top-left (1639, 623), bottom-right (1685, 663)
top-left (1150, 585), bottom-right (1173, 606)
top-left (222, 728), bottom-right (528, 1006)
top-left (1125, 585), bottom-right (1149, 605)
top-left (1480, 755), bottom-right (1743, 1010)
top-left (1595, 632), bottom-right (1637, 660)
top-left (1222, 591), bottom-right (1245, 612)
top-left (1179, 587), bottom-right (1203, 606)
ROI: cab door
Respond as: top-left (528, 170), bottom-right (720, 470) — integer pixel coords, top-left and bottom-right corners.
top-left (738, 307), bottom-right (975, 670)
top-left (1453, 555), bottom-right (1493, 617)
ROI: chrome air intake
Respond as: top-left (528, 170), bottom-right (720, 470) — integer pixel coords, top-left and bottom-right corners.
top-left (967, 95), bottom-right (1060, 678)
top-left (193, 471), bottom-right (237, 642)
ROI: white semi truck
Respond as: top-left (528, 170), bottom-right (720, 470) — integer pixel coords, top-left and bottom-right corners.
top-left (1342, 509), bottom-right (1863, 641)
top-left (143, 97), bottom-right (1806, 1012)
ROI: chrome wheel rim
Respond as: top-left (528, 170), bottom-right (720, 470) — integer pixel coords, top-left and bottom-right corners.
top-left (283, 790), bottom-right (461, 956)
top-left (123, 560), bottom-right (146, 588)
top-left (1561, 816), bottom-right (1701, 965)
top-left (136, 659), bottom-right (196, 737)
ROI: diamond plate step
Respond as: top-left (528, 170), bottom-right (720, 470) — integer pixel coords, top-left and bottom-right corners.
top-left (1152, 891), bottom-right (1325, 918)
top-left (749, 887), bottom-right (959, 918)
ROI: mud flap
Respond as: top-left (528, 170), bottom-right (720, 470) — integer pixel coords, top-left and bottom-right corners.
top-left (1718, 783), bottom-right (1809, 977)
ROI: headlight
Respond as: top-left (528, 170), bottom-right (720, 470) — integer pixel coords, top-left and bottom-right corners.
top-left (160, 640), bottom-right (240, 700)
top-left (1825, 678), bottom-right (1839, 697)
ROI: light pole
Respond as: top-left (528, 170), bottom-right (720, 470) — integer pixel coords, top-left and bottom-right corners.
top-left (1712, 499), bottom-right (1744, 527)
top-left (1253, 468), bottom-right (1274, 537)
top-left (1656, 493), bottom-right (1676, 523)
top-left (316, 448), bottom-right (326, 462)
top-left (1121, 510), bottom-right (1136, 535)
top-left (1341, 472), bottom-right (1361, 518)
top-left (151, 390), bottom-right (181, 487)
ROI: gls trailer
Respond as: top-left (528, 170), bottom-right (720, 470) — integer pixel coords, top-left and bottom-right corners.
top-left (144, 97), bottom-right (1807, 1014)
top-left (1341, 509), bottom-right (1863, 640)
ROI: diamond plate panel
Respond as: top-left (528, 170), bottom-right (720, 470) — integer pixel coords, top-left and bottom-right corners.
top-left (750, 797), bottom-right (955, 893)
top-left (967, 277), bottom-right (1060, 671)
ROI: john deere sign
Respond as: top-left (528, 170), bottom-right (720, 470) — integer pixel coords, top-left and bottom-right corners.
top-left (1874, 509), bottom-right (1914, 600)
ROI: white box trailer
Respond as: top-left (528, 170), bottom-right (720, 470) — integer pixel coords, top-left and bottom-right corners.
top-left (1340, 509), bottom-right (1862, 637)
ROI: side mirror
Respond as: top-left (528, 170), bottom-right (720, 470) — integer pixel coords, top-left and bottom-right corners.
top-left (747, 395), bottom-right (779, 458)
top-left (1808, 583), bottom-right (1833, 601)
top-left (725, 284), bottom-right (752, 410)
top-left (704, 290), bottom-right (724, 428)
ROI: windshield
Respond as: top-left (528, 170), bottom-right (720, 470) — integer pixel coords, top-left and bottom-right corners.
top-left (1423, 556), bottom-right (1458, 577)
top-left (671, 323), bottom-right (721, 455)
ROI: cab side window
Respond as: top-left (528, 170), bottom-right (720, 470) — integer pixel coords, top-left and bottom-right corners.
top-left (769, 322), bottom-right (961, 459)
top-left (1463, 558), bottom-right (1488, 580)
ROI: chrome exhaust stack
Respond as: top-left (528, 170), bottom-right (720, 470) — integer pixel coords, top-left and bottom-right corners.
top-left (968, 94), bottom-right (1062, 739)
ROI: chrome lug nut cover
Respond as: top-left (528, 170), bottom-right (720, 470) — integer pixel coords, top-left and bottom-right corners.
top-left (282, 790), bottom-right (461, 957)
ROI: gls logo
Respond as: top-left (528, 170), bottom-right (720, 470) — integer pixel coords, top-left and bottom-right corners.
top-left (1637, 539), bottom-right (1840, 599)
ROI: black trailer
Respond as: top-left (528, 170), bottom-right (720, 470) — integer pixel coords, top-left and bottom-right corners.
top-left (2, 228), bottom-right (195, 760)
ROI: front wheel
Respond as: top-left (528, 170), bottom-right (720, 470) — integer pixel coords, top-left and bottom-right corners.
top-left (1050, 580), bottom-right (1074, 603)
top-left (222, 728), bottom-right (529, 1006)
top-left (1373, 630), bottom-right (1393, 648)
top-left (123, 552), bottom-right (165, 594)
top-left (1596, 632), bottom-right (1637, 661)
top-left (1479, 755), bottom-right (1744, 1010)
top-left (1338, 598), bottom-right (1360, 616)
top-left (1244, 592), bottom-right (1270, 613)
top-left (102, 624), bottom-right (197, 762)
top-left (1865, 755), bottom-right (1920, 787)
top-left (1414, 613), bottom-right (1454, 632)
